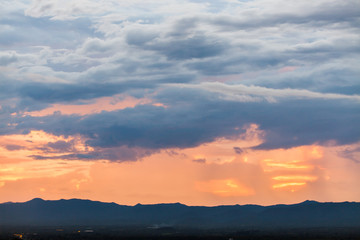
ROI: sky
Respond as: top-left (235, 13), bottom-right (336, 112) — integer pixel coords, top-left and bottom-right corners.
top-left (0, 0), bottom-right (359, 206)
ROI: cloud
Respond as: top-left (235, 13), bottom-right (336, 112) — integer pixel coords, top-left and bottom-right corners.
top-left (30, 145), bottom-right (157, 162)
top-left (339, 145), bottom-right (360, 163)
top-left (44, 140), bottom-right (75, 153)
top-left (168, 82), bottom-right (360, 102)
top-left (195, 179), bottom-right (255, 197)
top-left (3, 86), bottom-right (357, 157)
top-left (0, 0), bottom-right (359, 162)
top-left (0, 52), bottom-right (18, 66)
top-left (0, 12), bottom-right (97, 48)
top-left (18, 82), bottom-right (130, 103)
top-left (4, 144), bottom-right (24, 151)
top-left (192, 158), bottom-right (206, 164)
top-left (128, 34), bottom-right (227, 60)
top-left (206, 0), bottom-right (360, 30)
top-left (233, 147), bottom-right (244, 155)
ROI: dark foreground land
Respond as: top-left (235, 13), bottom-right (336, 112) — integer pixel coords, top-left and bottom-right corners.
top-left (1, 226), bottom-right (360, 240)
top-left (2, 199), bottom-right (360, 239)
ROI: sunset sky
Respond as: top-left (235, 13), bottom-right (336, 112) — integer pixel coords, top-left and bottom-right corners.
top-left (0, 0), bottom-right (359, 206)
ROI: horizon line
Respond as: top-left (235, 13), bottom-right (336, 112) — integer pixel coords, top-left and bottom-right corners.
top-left (2, 197), bottom-right (359, 207)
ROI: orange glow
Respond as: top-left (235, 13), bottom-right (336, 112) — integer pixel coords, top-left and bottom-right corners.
top-left (195, 179), bottom-right (255, 197)
top-left (0, 160), bottom-right (92, 182)
top-left (272, 175), bottom-right (317, 191)
top-left (0, 130), bottom-right (94, 163)
top-left (258, 146), bottom-right (325, 192)
top-left (265, 162), bottom-right (311, 169)
top-left (0, 122), bottom-right (359, 205)
top-left (311, 146), bottom-right (323, 158)
top-left (262, 159), bottom-right (312, 171)
top-left (0, 130), bottom-right (94, 194)
top-left (272, 182), bottom-right (306, 189)
top-left (1, 130), bottom-right (68, 143)
top-left (23, 95), bottom-right (164, 116)
top-left (272, 175), bottom-right (317, 181)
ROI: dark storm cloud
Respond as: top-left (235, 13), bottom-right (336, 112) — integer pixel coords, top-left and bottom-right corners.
top-left (154, 87), bottom-right (360, 149)
top-left (8, 100), bottom-right (233, 150)
top-left (252, 99), bottom-right (360, 149)
top-left (40, 104), bottom-right (230, 149)
top-left (10, 75), bottom-right (193, 103)
top-left (7, 87), bottom-right (360, 158)
top-left (127, 34), bottom-right (227, 60)
top-left (18, 82), bottom-right (128, 102)
top-left (30, 146), bottom-right (157, 162)
top-left (0, 80), bottom-right (137, 105)
top-left (0, 71), bottom-right (194, 116)
top-left (1, 80), bottom-right (128, 113)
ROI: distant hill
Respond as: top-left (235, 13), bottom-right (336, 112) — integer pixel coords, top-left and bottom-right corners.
top-left (1, 198), bottom-right (360, 229)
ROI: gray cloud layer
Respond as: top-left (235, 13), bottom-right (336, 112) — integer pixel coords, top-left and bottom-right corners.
top-left (1, 0), bottom-right (359, 161)
top-left (8, 89), bottom-right (359, 152)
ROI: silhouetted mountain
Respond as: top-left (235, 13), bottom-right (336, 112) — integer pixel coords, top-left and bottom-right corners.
top-left (1, 199), bottom-right (360, 229)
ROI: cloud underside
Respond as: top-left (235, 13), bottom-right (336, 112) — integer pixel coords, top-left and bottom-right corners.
top-left (5, 92), bottom-right (359, 161)
top-left (0, 0), bottom-right (359, 161)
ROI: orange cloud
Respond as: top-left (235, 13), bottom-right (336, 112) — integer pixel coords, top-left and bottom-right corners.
top-left (195, 179), bottom-right (255, 197)
top-left (254, 146), bottom-right (327, 192)
top-left (0, 130), bottom-right (92, 162)
top-left (272, 182), bottom-right (306, 189)
top-left (262, 159), bottom-right (312, 171)
top-left (272, 175), bottom-right (318, 181)
top-left (310, 146), bottom-right (323, 159)
top-left (23, 94), bottom-right (164, 117)
top-left (271, 175), bottom-right (318, 191)
top-left (0, 160), bottom-right (92, 182)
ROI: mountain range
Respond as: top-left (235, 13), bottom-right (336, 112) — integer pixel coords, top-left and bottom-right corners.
top-left (1, 199), bottom-right (360, 229)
